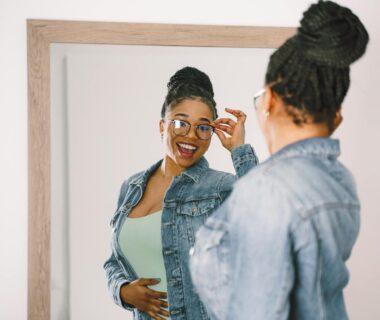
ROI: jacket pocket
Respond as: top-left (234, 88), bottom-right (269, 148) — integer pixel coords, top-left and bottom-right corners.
top-left (177, 198), bottom-right (218, 217)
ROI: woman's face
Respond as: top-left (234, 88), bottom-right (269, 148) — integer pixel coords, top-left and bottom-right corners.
top-left (160, 99), bottom-right (214, 170)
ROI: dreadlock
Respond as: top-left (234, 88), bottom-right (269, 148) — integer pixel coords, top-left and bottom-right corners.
top-left (161, 66), bottom-right (218, 119)
top-left (266, 0), bottom-right (369, 132)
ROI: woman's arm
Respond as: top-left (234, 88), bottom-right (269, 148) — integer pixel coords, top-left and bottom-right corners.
top-left (230, 144), bottom-right (258, 178)
top-left (213, 108), bottom-right (259, 178)
top-left (103, 253), bottom-right (135, 310)
top-left (104, 255), bottom-right (169, 318)
top-left (104, 179), bottom-right (135, 310)
top-left (104, 180), bottom-right (170, 318)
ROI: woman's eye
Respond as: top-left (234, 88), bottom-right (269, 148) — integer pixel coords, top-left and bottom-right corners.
top-left (173, 120), bottom-right (187, 128)
top-left (199, 125), bottom-right (211, 132)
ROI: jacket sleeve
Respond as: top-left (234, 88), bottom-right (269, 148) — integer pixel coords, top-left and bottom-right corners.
top-left (103, 180), bottom-right (135, 311)
top-left (193, 175), bottom-right (295, 319)
top-left (103, 253), bottom-right (135, 310)
top-left (230, 144), bottom-right (259, 178)
top-left (218, 144), bottom-right (259, 202)
top-left (225, 184), bottom-right (295, 319)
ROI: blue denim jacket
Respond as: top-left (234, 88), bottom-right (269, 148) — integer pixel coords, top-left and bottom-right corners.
top-left (190, 138), bottom-right (360, 320)
top-left (104, 144), bottom-right (258, 320)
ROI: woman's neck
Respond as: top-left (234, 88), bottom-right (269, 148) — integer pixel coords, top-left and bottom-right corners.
top-left (268, 122), bottom-right (330, 155)
top-left (159, 156), bottom-right (185, 179)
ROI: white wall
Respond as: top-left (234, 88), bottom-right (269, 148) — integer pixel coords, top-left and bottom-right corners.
top-left (0, 0), bottom-right (378, 319)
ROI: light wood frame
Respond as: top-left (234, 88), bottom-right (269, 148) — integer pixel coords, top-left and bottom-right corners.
top-left (27, 19), bottom-right (296, 320)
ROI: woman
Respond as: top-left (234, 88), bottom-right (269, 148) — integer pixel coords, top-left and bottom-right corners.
top-left (190, 1), bottom-right (369, 319)
top-left (104, 66), bottom-right (258, 319)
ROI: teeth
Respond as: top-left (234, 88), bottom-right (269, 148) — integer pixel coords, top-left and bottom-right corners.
top-left (178, 143), bottom-right (197, 151)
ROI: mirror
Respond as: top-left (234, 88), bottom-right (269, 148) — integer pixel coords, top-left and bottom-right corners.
top-left (28, 20), bottom-right (297, 320)
top-left (50, 43), bottom-right (277, 319)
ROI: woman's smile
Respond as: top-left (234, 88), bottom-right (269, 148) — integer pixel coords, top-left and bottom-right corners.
top-left (176, 142), bottom-right (199, 158)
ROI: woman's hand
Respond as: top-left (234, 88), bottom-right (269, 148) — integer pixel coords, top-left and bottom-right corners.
top-left (120, 278), bottom-right (169, 319)
top-left (213, 108), bottom-right (247, 152)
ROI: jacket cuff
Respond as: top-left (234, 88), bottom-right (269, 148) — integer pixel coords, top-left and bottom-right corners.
top-left (231, 144), bottom-right (259, 178)
top-left (115, 279), bottom-right (135, 311)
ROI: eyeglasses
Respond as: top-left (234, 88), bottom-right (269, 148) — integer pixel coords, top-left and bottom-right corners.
top-left (170, 119), bottom-right (214, 140)
top-left (253, 88), bottom-right (266, 110)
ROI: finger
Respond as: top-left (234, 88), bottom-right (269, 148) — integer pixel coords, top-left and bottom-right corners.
top-left (157, 307), bottom-right (170, 317)
top-left (213, 118), bottom-right (237, 127)
top-left (214, 128), bottom-right (228, 143)
top-left (147, 288), bottom-right (168, 299)
top-left (225, 108), bottom-right (247, 122)
top-left (148, 298), bottom-right (164, 308)
top-left (225, 108), bottom-right (245, 116)
top-left (214, 118), bottom-right (237, 127)
top-left (225, 107), bottom-right (244, 114)
top-left (215, 124), bottom-right (233, 136)
top-left (150, 305), bottom-right (169, 319)
top-left (147, 311), bottom-right (163, 320)
top-left (137, 278), bottom-right (161, 286)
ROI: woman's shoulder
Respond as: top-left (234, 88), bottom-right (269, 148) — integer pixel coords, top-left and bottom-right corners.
top-left (123, 170), bottom-right (145, 185)
top-left (117, 170), bottom-right (145, 206)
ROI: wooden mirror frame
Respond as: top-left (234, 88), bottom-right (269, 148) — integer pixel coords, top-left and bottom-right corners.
top-left (27, 19), bottom-right (295, 320)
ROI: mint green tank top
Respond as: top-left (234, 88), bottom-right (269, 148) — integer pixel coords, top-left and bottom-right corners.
top-left (118, 210), bottom-right (169, 317)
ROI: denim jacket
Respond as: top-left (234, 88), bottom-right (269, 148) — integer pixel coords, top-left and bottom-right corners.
top-left (190, 138), bottom-right (360, 320)
top-left (104, 144), bottom-right (258, 320)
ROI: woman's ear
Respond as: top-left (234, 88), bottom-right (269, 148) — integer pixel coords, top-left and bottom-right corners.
top-left (333, 108), bottom-right (343, 131)
top-left (262, 86), bottom-right (275, 116)
top-left (159, 119), bottom-right (165, 138)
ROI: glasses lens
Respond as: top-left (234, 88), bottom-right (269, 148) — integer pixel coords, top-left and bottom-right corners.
top-left (172, 120), bottom-right (190, 136)
top-left (253, 96), bottom-right (259, 110)
top-left (253, 89), bottom-right (265, 110)
top-left (197, 124), bottom-right (214, 140)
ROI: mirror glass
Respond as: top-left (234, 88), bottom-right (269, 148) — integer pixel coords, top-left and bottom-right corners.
top-left (50, 43), bottom-right (274, 319)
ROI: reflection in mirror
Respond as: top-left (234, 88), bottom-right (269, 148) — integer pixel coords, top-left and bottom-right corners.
top-left (50, 43), bottom-right (274, 319)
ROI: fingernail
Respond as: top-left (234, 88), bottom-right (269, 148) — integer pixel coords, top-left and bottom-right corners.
top-left (155, 278), bottom-right (161, 282)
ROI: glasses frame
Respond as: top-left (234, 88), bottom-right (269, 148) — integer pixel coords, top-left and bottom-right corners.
top-left (170, 119), bottom-right (215, 140)
top-left (253, 88), bottom-right (266, 110)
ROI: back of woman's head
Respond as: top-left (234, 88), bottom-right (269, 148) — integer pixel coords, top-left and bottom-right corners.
top-left (161, 66), bottom-right (218, 119)
top-left (266, 0), bottom-right (369, 131)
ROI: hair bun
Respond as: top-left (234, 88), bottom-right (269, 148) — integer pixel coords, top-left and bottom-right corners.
top-left (296, 0), bottom-right (369, 68)
top-left (167, 66), bottom-right (214, 97)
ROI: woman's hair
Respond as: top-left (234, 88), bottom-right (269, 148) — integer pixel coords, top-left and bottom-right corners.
top-left (266, 0), bottom-right (369, 132)
top-left (161, 66), bottom-right (218, 119)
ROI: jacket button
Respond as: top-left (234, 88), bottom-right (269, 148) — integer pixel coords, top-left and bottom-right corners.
top-left (164, 250), bottom-right (174, 256)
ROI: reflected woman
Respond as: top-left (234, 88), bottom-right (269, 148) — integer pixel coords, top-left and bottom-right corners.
top-left (190, 1), bottom-right (369, 319)
top-left (104, 66), bottom-right (258, 319)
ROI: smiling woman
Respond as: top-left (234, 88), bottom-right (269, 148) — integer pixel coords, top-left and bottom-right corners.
top-left (103, 66), bottom-right (259, 319)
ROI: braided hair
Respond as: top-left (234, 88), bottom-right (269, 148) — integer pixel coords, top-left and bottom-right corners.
top-left (266, 0), bottom-right (369, 132)
top-left (161, 67), bottom-right (218, 119)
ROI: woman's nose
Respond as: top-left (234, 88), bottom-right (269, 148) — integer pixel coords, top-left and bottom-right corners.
top-left (186, 125), bottom-right (197, 139)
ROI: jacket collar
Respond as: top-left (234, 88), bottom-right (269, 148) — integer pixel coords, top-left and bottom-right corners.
top-left (129, 159), bottom-right (162, 186)
top-left (181, 157), bottom-right (209, 183)
top-left (270, 137), bottom-right (340, 162)
top-left (129, 156), bottom-right (209, 186)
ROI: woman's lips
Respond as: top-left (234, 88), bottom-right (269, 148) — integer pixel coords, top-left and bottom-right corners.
top-left (177, 142), bottom-right (198, 158)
